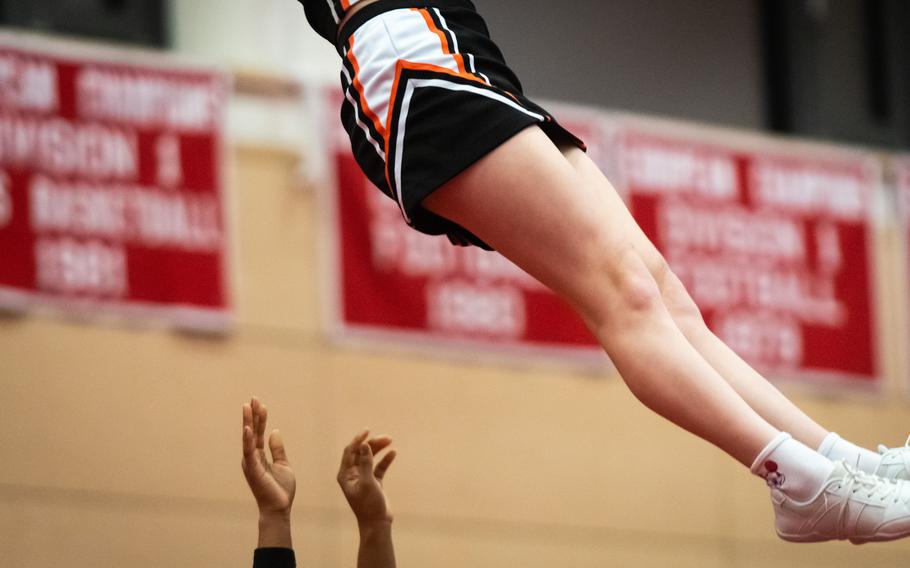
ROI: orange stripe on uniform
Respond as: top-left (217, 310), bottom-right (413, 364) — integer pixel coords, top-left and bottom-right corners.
top-left (414, 8), bottom-right (471, 76)
top-left (383, 59), bottom-right (481, 149)
top-left (383, 59), bottom-right (489, 149)
top-left (346, 36), bottom-right (387, 137)
top-left (382, 59), bottom-right (489, 195)
top-left (340, 0), bottom-right (351, 10)
top-left (382, 60), bottom-right (410, 194)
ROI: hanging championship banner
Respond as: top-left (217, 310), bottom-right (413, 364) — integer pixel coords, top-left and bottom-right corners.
top-left (325, 84), bottom-right (882, 382)
top-left (616, 123), bottom-right (881, 386)
top-left (0, 33), bottom-right (231, 331)
top-left (326, 89), bottom-right (605, 364)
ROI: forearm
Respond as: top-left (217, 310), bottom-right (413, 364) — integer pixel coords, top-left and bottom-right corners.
top-left (258, 512), bottom-right (293, 549)
top-left (357, 520), bottom-right (396, 568)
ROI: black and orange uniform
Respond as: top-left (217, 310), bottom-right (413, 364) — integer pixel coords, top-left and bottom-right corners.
top-left (298, 0), bottom-right (585, 249)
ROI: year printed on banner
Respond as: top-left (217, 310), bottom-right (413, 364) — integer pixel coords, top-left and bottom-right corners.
top-left (35, 237), bottom-right (128, 297)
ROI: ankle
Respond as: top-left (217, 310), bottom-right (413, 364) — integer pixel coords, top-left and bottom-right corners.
top-left (752, 432), bottom-right (835, 501)
top-left (817, 432), bottom-right (881, 474)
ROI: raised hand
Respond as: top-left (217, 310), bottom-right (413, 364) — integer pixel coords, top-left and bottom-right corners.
top-left (337, 430), bottom-right (397, 526)
top-left (242, 398), bottom-right (296, 548)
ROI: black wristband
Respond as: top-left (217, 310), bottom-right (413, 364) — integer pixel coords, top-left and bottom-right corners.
top-left (253, 547), bottom-right (296, 568)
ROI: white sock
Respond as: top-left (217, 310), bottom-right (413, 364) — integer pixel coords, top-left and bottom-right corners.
top-left (817, 432), bottom-right (881, 474)
top-left (751, 432), bottom-right (835, 501)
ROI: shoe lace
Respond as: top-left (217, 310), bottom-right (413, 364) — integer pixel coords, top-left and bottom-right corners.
top-left (877, 434), bottom-right (910, 467)
top-left (834, 461), bottom-right (906, 504)
top-left (831, 461), bottom-right (906, 540)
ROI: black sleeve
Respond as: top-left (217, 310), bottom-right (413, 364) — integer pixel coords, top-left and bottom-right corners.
top-left (253, 547), bottom-right (296, 568)
top-left (298, 0), bottom-right (337, 44)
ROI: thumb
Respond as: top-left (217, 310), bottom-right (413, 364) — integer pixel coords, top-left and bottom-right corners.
top-left (269, 429), bottom-right (289, 465)
top-left (357, 442), bottom-right (374, 478)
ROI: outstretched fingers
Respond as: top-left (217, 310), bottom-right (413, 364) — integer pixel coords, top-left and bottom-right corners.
top-left (341, 430), bottom-right (371, 471)
top-left (366, 436), bottom-right (394, 481)
top-left (367, 435), bottom-right (393, 455)
top-left (338, 431), bottom-right (397, 485)
top-left (373, 449), bottom-right (397, 482)
top-left (357, 442), bottom-right (375, 477)
top-left (242, 403), bottom-right (255, 455)
top-left (251, 397), bottom-right (268, 451)
top-left (242, 404), bottom-right (265, 479)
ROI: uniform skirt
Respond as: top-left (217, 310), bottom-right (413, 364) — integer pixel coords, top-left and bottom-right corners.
top-left (337, 0), bottom-right (586, 249)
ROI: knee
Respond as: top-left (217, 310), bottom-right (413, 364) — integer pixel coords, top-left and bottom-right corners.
top-left (654, 263), bottom-right (705, 329)
top-left (584, 244), bottom-right (663, 328)
top-left (614, 247), bottom-right (663, 312)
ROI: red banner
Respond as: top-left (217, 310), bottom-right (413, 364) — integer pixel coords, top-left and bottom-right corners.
top-left (619, 125), bottom-right (881, 385)
top-left (326, 86), bottom-right (882, 384)
top-left (327, 94), bottom-right (605, 364)
top-left (0, 33), bottom-right (230, 331)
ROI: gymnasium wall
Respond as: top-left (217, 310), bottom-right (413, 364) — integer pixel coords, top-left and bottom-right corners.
top-left (3, 132), bottom-right (910, 568)
top-left (477, 0), bottom-right (765, 129)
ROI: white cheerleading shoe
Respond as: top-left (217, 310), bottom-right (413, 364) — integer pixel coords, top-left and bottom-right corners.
top-left (769, 461), bottom-right (910, 544)
top-left (875, 436), bottom-right (910, 481)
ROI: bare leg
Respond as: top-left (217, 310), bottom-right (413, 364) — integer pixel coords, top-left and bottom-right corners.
top-left (423, 127), bottom-right (778, 466)
top-left (561, 146), bottom-right (829, 449)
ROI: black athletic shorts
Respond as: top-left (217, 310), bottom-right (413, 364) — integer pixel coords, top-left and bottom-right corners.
top-left (337, 0), bottom-right (586, 249)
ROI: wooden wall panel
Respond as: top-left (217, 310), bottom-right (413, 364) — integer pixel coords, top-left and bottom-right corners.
top-left (2, 145), bottom-right (910, 568)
